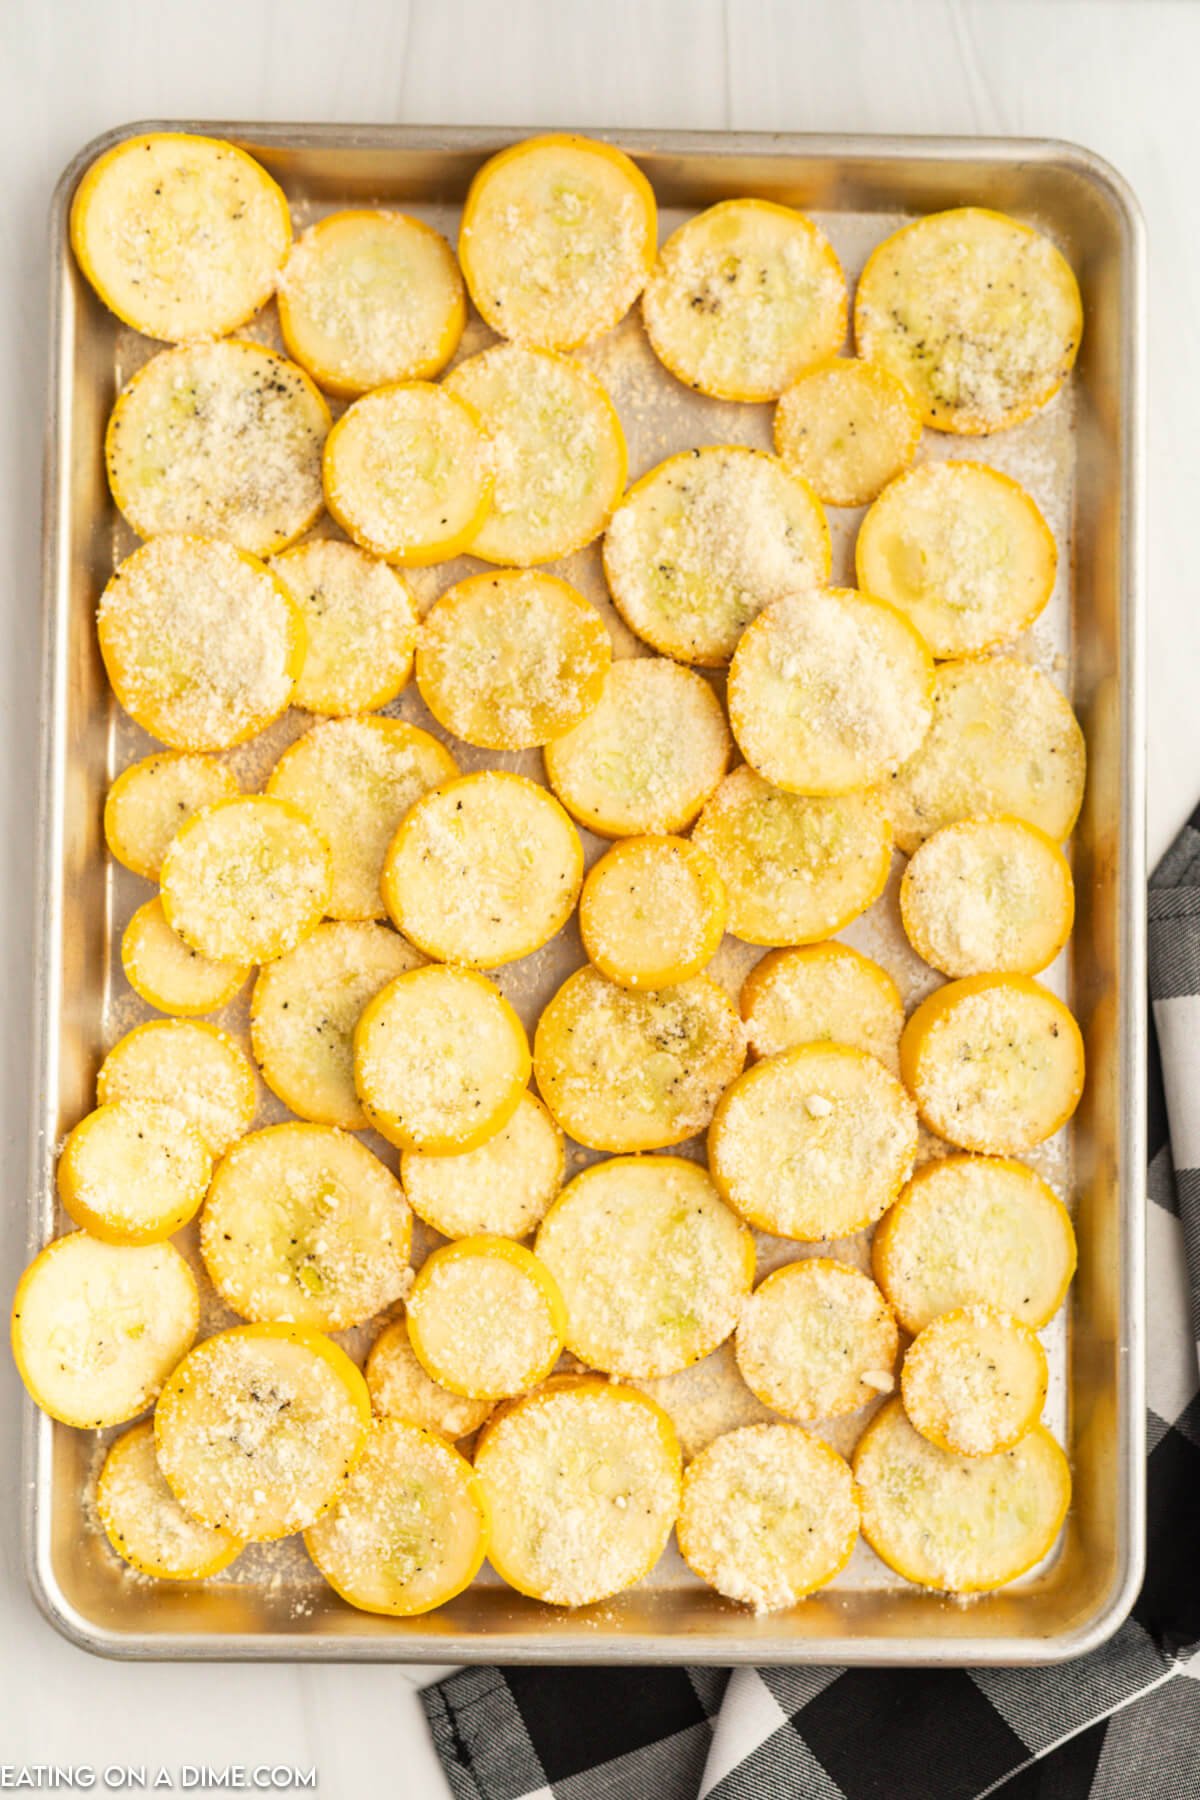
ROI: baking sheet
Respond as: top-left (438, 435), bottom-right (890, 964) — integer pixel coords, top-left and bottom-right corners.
top-left (30, 125), bottom-right (1146, 1663)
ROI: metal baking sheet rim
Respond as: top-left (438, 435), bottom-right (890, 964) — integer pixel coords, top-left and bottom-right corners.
top-left (27, 121), bottom-right (1148, 1665)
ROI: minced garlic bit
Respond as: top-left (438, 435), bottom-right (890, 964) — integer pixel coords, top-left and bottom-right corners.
top-left (536, 1156), bottom-right (753, 1380)
top-left (693, 767), bottom-right (892, 947)
top-left (642, 199), bottom-right (848, 402)
top-left (200, 1123), bottom-right (412, 1332)
top-left (534, 964), bottom-right (745, 1153)
top-left (710, 1042), bottom-right (918, 1241)
top-left (474, 1381), bottom-right (681, 1606)
top-left (854, 207), bottom-right (1082, 434)
top-left (602, 446), bottom-right (829, 665)
top-left (736, 1258), bottom-right (898, 1422)
top-left (678, 1423), bottom-right (859, 1611)
top-left (251, 921), bottom-right (423, 1131)
top-left (97, 535), bottom-right (302, 752)
top-left (728, 587), bottom-right (933, 795)
top-left (106, 341), bottom-right (328, 555)
top-left (854, 1398), bottom-right (1070, 1593)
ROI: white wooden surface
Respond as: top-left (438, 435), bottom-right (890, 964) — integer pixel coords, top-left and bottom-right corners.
top-left (0, 0), bottom-right (1194, 1789)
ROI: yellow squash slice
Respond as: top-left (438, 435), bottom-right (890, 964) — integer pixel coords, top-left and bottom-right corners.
top-left (97, 1420), bottom-right (243, 1582)
top-left (271, 538), bottom-right (418, 716)
top-left (544, 657), bottom-right (731, 838)
top-left (853, 1398), bottom-right (1070, 1593)
top-left (266, 716), bottom-right (457, 923)
top-left (899, 973), bottom-right (1085, 1154)
top-left (901, 1303), bottom-right (1048, 1457)
top-left (709, 1043), bottom-right (918, 1241)
top-left (97, 1018), bottom-right (256, 1158)
top-left (443, 345), bottom-right (626, 565)
top-left (460, 133), bottom-right (656, 350)
top-left (854, 208), bottom-right (1082, 434)
top-left (278, 209), bottom-right (465, 396)
top-left (121, 897), bottom-right (251, 1018)
top-left (678, 1423), bottom-right (859, 1611)
top-left (250, 920), bottom-right (423, 1130)
top-left (602, 447), bottom-right (830, 666)
top-left (887, 656), bottom-right (1086, 854)
top-left (353, 964), bottom-right (530, 1153)
top-left (104, 751), bottom-right (240, 882)
top-left (899, 816), bottom-right (1075, 977)
top-left (160, 796), bottom-right (332, 966)
top-left (739, 942), bottom-right (903, 1071)
top-left (400, 1090), bottom-right (564, 1241)
top-left (727, 587), bottom-right (933, 794)
top-left (12, 1233), bottom-right (198, 1429)
top-left (322, 380), bottom-right (492, 565)
top-left (735, 1258), bottom-right (899, 1422)
top-left (382, 771), bottom-right (582, 968)
top-left (534, 965), bottom-right (745, 1152)
top-left (200, 1123), bottom-right (412, 1332)
top-left (474, 1377), bottom-right (681, 1606)
top-left (154, 1323), bottom-right (371, 1542)
top-left (872, 1154), bottom-right (1077, 1335)
top-left (692, 768), bottom-right (892, 946)
top-left (642, 199), bottom-right (847, 402)
top-left (106, 341), bottom-right (328, 555)
top-left (856, 461), bottom-right (1057, 658)
top-left (57, 1100), bottom-right (211, 1245)
top-left (774, 356), bottom-right (922, 507)
top-left (535, 1156), bottom-right (754, 1380)
top-left (415, 569), bottom-right (611, 749)
top-left (365, 1320), bottom-right (495, 1440)
top-left (70, 132), bottom-right (290, 343)
top-left (579, 834), bottom-right (727, 989)
top-left (406, 1237), bottom-right (566, 1401)
top-left (97, 535), bottom-right (305, 753)
top-left (305, 1418), bottom-right (488, 1616)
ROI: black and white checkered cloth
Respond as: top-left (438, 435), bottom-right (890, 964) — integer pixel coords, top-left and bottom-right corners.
top-left (423, 806), bottom-right (1200, 1800)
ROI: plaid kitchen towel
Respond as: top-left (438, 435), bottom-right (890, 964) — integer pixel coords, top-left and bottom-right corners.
top-left (423, 804), bottom-right (1200, 1800)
